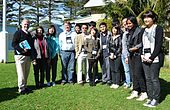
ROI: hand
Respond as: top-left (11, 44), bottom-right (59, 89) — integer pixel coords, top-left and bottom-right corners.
top-left (125, 57), bottom-right (128, 64)
top-left (32, 60), bottom-right (37, 65)
top-left (147, 58), bottom-right (153, 63)
top-left (109, 53), bottom-right (114, 59)
top-left (24, 49), bottom-right (28, 53)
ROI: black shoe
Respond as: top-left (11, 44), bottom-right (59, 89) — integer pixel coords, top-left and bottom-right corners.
top-left (89, 82), bottom-right (96, 86)
top-left (20, 90), bottom-right (28, 95)
top-left (25, 88), bottom-right (33, 93)
top-left (107, 81), bottom-right (112, 86)
top-left (101, 82), bottom-right (106, 85)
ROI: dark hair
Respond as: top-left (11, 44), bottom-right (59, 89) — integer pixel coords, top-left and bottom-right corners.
top-left (142, 10), bottom-right (158, 23)
top-left (90, 27), bottom-right (98, 38)
top-left (89, 21), bottom-right (96, 27)
top-left (99, 22), bottom-right (107, 27)
top-left (111, 25), bottom-right (121, 35)
top-left (127, 16), bottom-right (138, 27)
top-left (75, 24), bottom-right (81, 29)
top-left (36, 26), bottom-right (44, 35)
top-left (47, 25), bottom-right (56, 37)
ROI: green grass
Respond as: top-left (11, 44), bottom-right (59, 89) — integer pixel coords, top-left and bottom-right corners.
top-left (0, 52), bottom-right (170, 110)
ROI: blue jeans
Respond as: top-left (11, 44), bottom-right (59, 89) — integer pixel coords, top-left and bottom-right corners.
top-left (101, 56), bottom-right (110, 82)
top-left (60, 51), bottom-right (75, 83)
top-left (121, 55), bottom-right (131, 85)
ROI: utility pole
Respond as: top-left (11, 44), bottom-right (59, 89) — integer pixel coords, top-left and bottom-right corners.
top-left (0, 0), bottom-right (8, 63)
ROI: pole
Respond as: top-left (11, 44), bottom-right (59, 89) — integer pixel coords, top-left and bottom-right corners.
top-left (1, 0), bottom-right (8, 63)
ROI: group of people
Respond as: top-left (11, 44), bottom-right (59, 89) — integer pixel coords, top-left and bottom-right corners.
top-left (12, 10), bottom-right (164, 108)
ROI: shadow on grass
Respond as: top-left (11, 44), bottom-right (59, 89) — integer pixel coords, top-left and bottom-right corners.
top-left (0, 87), bottom-right (19, 103)
top-left (0, 85), bottom-right (36, 103)
top-left (160, 78), bottom-right (170, 103)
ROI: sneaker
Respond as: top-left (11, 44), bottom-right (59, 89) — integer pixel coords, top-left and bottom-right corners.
top-left (136, 92), bottom-right (148, 101)
top-left (143, 99), bottom-right (152, 106)
top-left (95, 78), bottom-right (99, 82)
top-left (130, 84), bottom-right (133, 90)
top-left (147, 99), bottom-right (159, 108)
top-left (86, 79), bottom-right (90, 83)
top-left (52, 82), bottom-right (56, 86)
top-left (124, 84), bottom-right (131, 89)
top-left (47, 82), bottom-right (51, 87)
top-left (126, 91), bottom-right (138, 99)
top-left (110, 84), bottom-right (119, 89)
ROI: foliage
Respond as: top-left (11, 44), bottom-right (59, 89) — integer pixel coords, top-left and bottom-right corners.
top-left (97, 18), bottom-right (113, 31)
top-left (103, 0), bottom-right (170, 29)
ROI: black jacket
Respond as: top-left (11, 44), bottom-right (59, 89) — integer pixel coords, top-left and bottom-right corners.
top-left (12, 30), bottom-right (36, 60)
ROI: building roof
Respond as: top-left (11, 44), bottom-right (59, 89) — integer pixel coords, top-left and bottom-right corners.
top-left (70, 14), bottom-right (106, 24)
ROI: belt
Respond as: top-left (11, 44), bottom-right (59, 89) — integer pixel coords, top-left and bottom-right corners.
top-left (61, 50), bottom-right (75, 52)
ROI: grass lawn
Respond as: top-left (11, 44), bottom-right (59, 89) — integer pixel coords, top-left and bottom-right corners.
top-left (0, 52), bottom-right (170, 110)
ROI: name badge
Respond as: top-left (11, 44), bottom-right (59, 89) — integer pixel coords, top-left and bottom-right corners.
top-left (66, 37), bottom-right (72, 44)
top-left (92, 50), bottom-right (97, 55)
top-left (103, 45), bottom-right (107, 49)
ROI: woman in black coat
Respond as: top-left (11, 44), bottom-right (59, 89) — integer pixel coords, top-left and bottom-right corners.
top-left (126, 16), bottom-right (147, 101)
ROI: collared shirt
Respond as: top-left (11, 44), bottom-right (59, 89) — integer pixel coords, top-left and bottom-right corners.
top-left (59, 30), bottom-right (76, 51)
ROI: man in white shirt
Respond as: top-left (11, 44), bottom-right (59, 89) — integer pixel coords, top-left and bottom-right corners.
top-left (59, 21), bottom-right (77, 84)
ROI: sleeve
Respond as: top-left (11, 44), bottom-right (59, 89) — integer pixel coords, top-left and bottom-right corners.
top-left (75, 35), bottom-right (79, 54)
top-left (55, 37), bottom-right (60, 54)
top-left (30, 36), bottom-right (37, 60)
top-left (58, 33), bottom-right (62, 51)
top-left (149, 26), bottom-right (163, 60)
top-left (12, 31), bottom-right (24, 54)
top-left (116, 36), bottom-right (122, 56)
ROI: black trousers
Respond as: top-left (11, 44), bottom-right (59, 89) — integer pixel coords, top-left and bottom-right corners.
top-left (142, 62), bottom-right (160, 100)
top-left (109, 56), bottom-right (121, 85)
top-left (46, 54), bottom-right (58, 82)
top-left (128, 55), bottom-right (146, 92)
top-left (88, 59), bottom-right (98, 84)
top-left (33, 58), bottom-right (46, 88)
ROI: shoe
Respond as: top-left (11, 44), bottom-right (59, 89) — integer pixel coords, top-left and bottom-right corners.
top-left (86, 79), bottom-right (90, 83)
top-left (147, 99), bottom-right (159, 108)
top-left (52, 82), bottom-right (56, 86)
top-left (95, 78), bottom-right (99, 82)
top-left (78, 83), bottom-right (84, 86)
top-left (101, 82), bottom-right (106, 85)
top-left (89, 82), bottom-right (96, 86)
top-left (25, 88), bottom-right (33, 93)
top-left (107, 81), bottom-right (112, 86)
top-left (143, 99), bottom-right (152, 106)
top-left (61, 82), bottom-right (66, 85)
top-left (126, 91), bottom-right (138, 99)
top-left (124, 84), bottom-right (131, 89)
top-left (136, 92), bottom-right (148, 101)
top-left (47, 82), bottom-right (51, 87)
top-left (20, 90), bottom-right (28, 95)
top-left (130, 84), bottom-right (133, 90)
top-left (110, 84), bottom-right (119, 89)
top-left (68, 82), bottom-right (74, 85)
